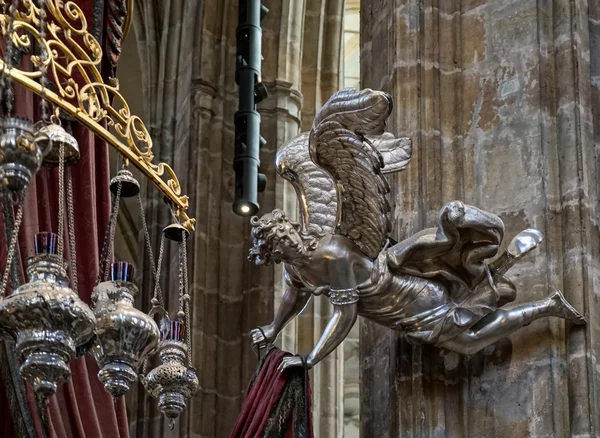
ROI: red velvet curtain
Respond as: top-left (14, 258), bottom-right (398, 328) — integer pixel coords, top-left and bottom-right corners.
top-left (231, 348), bottom-right (314, 438)
top-left (0, 1), bottom-right (130, 436)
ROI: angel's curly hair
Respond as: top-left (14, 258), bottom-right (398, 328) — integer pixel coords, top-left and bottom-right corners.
top-left (248, 210), bottom-right (321, 266)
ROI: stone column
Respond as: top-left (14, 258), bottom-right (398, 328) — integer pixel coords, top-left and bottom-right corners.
top-left (360, 1), bottom-right (600, 436)
top-left (126, 0), bottom-right (347, 435)
top-left (270, 2), bottom-right (347, 437)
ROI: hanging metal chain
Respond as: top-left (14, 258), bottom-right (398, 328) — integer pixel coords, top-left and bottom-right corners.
top-left (36, 0), bottom-right (49, 122)
top-left (96, 182), bottom-right (122, 284)
top-left (56, 141), bottom-right (65, 259)
top-left (2, 188), bottom-right (22, 287)
top-left (152, 234), bottom-right (166, 307)
top-left (143, 231), bottom-right (166, 378)
top-left (35, 394), bottom-right (50, 438)
top-left (138, 192), bottom-right (161, 298)
top-left (181, 231), bottom-right (192, 366)
top-left (141, 355), bottom-right (150, 377)
top-left (104, 183), bottom-right (122, 281)
top-left (55, 140), bottom-right (64, 262)
top-left (1, 0), bottom-right (20, 117)
top-left (177, 242), bottom-right (184, 318)
top-left (66, 168), bottom-right (78, 292)
top-left (0, 187), bottom-right (28, 299)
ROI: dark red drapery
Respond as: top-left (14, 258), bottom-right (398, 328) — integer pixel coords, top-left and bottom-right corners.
top-left (0, 1), bottom-right (131, 436)
top-left (230, 348), bottom-right (314, 438)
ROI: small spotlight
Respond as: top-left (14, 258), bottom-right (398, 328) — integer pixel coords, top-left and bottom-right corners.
top-left (233, 200), bottom-right (258, 216)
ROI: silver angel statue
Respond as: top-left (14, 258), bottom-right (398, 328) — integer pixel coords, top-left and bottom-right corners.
top-left (249, 88), bottom-right (586, 371)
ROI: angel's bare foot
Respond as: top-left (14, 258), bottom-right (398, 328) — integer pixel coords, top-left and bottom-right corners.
top-left (250, 324), bottom-right (277, 346)
top-left (548, 290), bottom-right (586, 324)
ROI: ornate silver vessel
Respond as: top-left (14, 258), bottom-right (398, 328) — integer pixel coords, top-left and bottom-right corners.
top-left (142, 321), bottom-right (199, 423)
top-left (0, 117), bottom-right (49, 191)
top-left (37, 122), bottom-right (80, 167)
top-left (91, 262), bottom-right (160, 398)
top-left (0, 232), bottom-right (96, 398)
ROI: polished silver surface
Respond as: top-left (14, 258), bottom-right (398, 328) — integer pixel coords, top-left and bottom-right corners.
top-left (37, 123), bottom-right (80, 167)
top-left (91, 280), bottom-right (160, 398)
top-left (0, 253), bottom-right (95, 398)
top-left (0, 117), bottom-right (49, 191)
top-left (249, 88), bottom-right (586, 372)
top-left (328, 288), bottom-right (360, 305)
top-left (489, 228), bottom-right (544, 281)
top-left (141, 340), bottom-right (199, 426)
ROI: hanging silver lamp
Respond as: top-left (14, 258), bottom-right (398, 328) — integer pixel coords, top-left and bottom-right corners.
top-left (142, 320), bottom-right (199, 427)
top-left (0, 232), bottom-right (96, 399)
top-left (0, 118), bottom-right (49, 191)
top-left (142, 223), bottom-right (197, 428)
top-left (91, 261), bottom-right (160, 398)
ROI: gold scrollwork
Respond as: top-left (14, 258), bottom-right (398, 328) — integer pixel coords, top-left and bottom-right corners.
top-left (0, 0), bottom-right (195, 232)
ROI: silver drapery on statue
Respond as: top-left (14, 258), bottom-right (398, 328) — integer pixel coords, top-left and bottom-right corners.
top-left (248, 88), bottom-right (586, 371)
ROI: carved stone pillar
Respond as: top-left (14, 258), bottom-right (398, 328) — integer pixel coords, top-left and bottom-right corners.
top-left (360, 1), bottom-right (600, 436)
top-left (186, 1), bottom-right (276, 435)
top-left (269, 2), bottom-right (347, 437)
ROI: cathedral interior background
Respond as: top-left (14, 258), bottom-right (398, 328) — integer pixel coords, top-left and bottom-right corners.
top-left (0, 0), bottom-right (599, 437)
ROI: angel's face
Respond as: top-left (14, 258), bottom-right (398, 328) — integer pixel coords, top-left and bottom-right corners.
top-left (276, 227), bottom-right (306, 261)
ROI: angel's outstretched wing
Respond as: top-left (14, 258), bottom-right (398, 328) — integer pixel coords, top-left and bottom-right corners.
top-left (308, 88), bottom-right (412, 259)
top-left (275, 133), bottom-right (338, 234)
top-left (366, 133), bottom-right (412, 174)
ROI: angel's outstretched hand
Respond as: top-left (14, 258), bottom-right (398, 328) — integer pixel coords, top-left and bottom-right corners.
top-left (278, 355), bottom-right (308, 373)
top-left (250, 325), bottom-right (276, 346)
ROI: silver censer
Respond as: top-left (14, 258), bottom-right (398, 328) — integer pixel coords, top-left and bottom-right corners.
top-left (0, 232), bottom-right (96, 399)
top-left (142, 321), bottom-right (199, 423)
top-left (91, 262), bottom-right (160, 398)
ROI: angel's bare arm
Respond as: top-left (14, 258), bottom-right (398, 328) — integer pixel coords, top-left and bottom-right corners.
top-left (280, 251), bottom-right (361, 371)
top-left (279, 292), bottom-right (359, 371)
top-left (305, 303), bottom-right (357, 367)
top-left (250, 285), bottom-right (311, 346)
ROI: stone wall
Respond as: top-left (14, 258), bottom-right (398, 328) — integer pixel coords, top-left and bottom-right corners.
top-left (360, 0), bottom-right (600, 436)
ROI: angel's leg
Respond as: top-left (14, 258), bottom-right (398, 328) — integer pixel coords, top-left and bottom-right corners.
top-left (250, 286), bottom-right (312, 346)
top-left (440, 290), bottom-right (585, 356)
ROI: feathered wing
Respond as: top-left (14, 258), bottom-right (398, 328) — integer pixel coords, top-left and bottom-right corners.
top-left (275, 132), bottom-right (338, 234)
top-left (366, 133), bottom-right (412, 174)
top-left (312, 88), bottom-right (392, 134)
top-left (308, 88), bottom-right (412, 259)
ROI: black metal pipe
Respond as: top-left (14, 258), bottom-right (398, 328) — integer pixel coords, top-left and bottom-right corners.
top-left (233, 0), bottom-right (268, 216)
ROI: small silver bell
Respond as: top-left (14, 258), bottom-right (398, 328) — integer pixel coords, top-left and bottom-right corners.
top-left (163, 223), bottom-right (190, 242)
top-left (0, 117), bottom-right (48, 191)
top-left (110, 169), bottom-right (140, 198)
top-left (37, 123), bottom-right (80, 167)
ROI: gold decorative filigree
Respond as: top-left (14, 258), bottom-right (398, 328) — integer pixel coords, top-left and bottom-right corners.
top-left (0, 0), bottom-right (195, 231)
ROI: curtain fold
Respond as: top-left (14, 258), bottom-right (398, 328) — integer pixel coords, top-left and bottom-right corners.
top-left (230, 348), bottom-right (313, 438)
